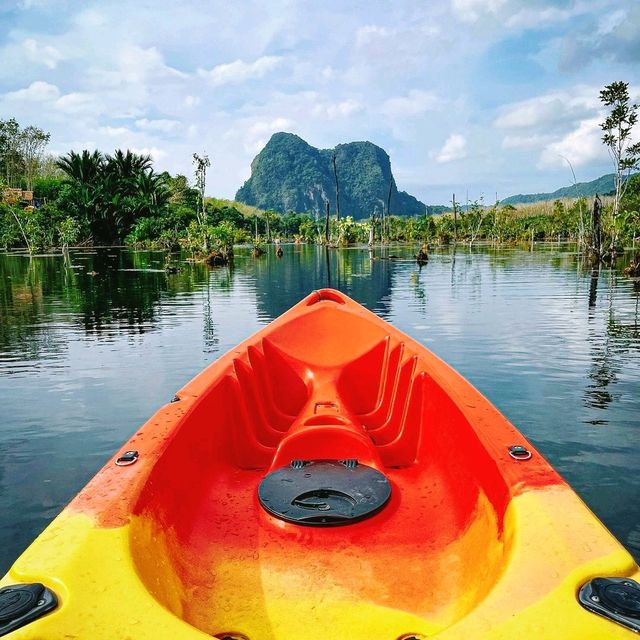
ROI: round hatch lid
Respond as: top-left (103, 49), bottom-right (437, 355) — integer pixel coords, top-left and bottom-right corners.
top-left (258, 459), bottom-right (391, 526)
top-left (599, 580), bottom-right (640, 618)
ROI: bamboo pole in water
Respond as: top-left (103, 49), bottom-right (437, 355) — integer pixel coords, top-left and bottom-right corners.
top-left (386, 176), bottom-right (394, 241)
top-left (368, 211), bottom-right (375, 246)
top-left (453, 193), bottom-right (458, 243)
top-left (324, 201), bottom-right (330, 244)
top-left (592, 194), bottom-right (602, 259)
top-left (332, 153), bottom-right (340, 221)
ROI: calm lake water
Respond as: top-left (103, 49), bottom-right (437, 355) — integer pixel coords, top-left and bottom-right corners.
top-left (0, 244), bottom-right (639, 572)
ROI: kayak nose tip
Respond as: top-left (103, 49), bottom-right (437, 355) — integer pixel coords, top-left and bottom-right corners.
top-left (308, 289), bottom-right (346, 305)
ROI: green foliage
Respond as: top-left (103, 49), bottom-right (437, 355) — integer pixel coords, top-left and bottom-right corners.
top-left (298, 218), bottom-right (320, 243)
top-left (57, 216), bottom-right (80, 248)
top-left (56, 149), bottom-right (170, 244)
top-left (210, 220), bottom-right (245, 250)
top-left (621, 174), bottom-right (640, 215)
top-left (22, 207), bottom-right (56, 251)
top-left (32, 176), bottom-right (65, 201)
top-left (206, 202), bottom-right (250, 230)
top-left (181, 220), bottom-right (207, 254)
top-left (19, 125), bottom-right (50, 191)
top-left (599, 80), bottom-right (640, 246)
top-left (125, 217), bottom-right (164, 247)
top-left (334, 216), bottom-right (367, 245)
top-left (0, 118), bottom-right (24, 187)
top-left (600, 82), bottom-right (640, 172)
top-left (0, 203), bottom-right (21, 248)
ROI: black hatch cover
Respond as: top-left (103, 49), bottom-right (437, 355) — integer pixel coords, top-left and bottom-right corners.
top-left (258, 459), bottom-right (391, 526)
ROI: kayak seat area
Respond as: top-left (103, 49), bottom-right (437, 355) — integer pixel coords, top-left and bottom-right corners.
top-left (128, 297), bottom-right (513, 638)
top-left (337, 336), bottom-right (425, 466)
top-left (215, 331), bottom-right (430, 470)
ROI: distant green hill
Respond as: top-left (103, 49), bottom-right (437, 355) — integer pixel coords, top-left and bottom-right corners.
top-left (500, 173), bottom-right (629, 205)
top-left (235, 132), bottom-right (426, 219)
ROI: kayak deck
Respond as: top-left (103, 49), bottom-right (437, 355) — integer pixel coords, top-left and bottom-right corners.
top-left (3, 289), bottom-right (639, 639)
top-left (130, 292), bottom-right (512, 635)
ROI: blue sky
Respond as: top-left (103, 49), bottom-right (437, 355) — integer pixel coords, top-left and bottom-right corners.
top-left (1, 0), bottom-right (639, 204)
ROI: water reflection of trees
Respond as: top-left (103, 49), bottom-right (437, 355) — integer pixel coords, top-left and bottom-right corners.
top-left (201, 265), bottom-right (233, 353)
top-left (0, 245), bottom-right (398, 365)
top-left (583, 266), bottom-right (640, 414)
top-left (3, 245), bottom-right (638, 377)
top-left (0, 250), bottom-right (211, 362)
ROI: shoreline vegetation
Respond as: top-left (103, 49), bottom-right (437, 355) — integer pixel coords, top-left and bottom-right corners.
top-left (1, 82), bottom-right (639, 275)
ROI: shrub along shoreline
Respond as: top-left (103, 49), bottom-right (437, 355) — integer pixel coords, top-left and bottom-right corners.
top-left (2, 164), bottom-right (639, 258)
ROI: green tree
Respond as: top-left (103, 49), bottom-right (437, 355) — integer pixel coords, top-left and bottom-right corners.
top-left (19, 125), bottom-right (50, 191)
top-left (56, 216), bottom-right (80, 251)
top-left (0, 118), bottom-right (22, 187)
top-left (192, 153), bottom-right (211, 252)
top-left (599, 81), bottom-right (640, 247)
top-left (56, 150), bottom-right (105, 241)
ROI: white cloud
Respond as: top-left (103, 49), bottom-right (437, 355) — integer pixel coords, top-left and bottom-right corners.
top-left (494, 88), bottom-right (598, 130)
top-left (494, 84), bottom-right (627, 172)
top-left (349, 20), bottom-right (446, 87)
top-left (98, 126), bottom-right (132, 137)
top-left (436, 133), bottom-right (467, 163)
top-left (501, 133), bottom-right (553, 150)
top-left (312, 99), bottom-right (363, 119)
top-left (6, 80), bottom-right (60, 101)
top-left (97, 45), bottom-right (187, 88)
top-left (538, 117), bottom-right (606, 168)
top-left (18, 0), bottom-right (51, 8)
top-left (451, 0), bottom-right (594, 29)
top-left (557, 4), bottom-right (640, 70)
top-left (184, 95), bottom-right (201, 107)
top-left (73, 8), bottom-right (107, 28)
top-left (451, 0), bottom-right (508, 23)
top-left (321, 66), bottom-right (335, 80)
top-left (506, 5), bottom-right (583, 29)
top-left (135, 118), bottom-right (181, 133)
top-left (247, 117), bottom-right (294, 137)
top-left (381, 90), bottom-right (440, 118)
top-left (355, 25), bottom-right (391, 47)
top-left (198, 56), bottom-right (283, 86)
top-left (244, 117), bottom-right (294, 154)
top-left (130, 146), bottom-right (167, 162)
top-left (22, 38), bottom-right (64, 69)
top-left (55, 92), bottom-right (99, 114)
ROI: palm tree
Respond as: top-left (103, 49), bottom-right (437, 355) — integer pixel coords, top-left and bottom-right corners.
top-left (56, 150), bottom-right (104, 184)
top-left (100, 151), bottom-right (155, 242)
top-left (105, 150), bottom-right (152, 188)
top-left (56, 148), bottom-right (169, 244)
top-left (56, 150), bottom-right (106, 241)
top-left (136, 170), bottom-right (170, 216)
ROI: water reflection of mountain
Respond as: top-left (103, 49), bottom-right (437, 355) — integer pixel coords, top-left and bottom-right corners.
top-left (244, 245), bottom-right (395, 321)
